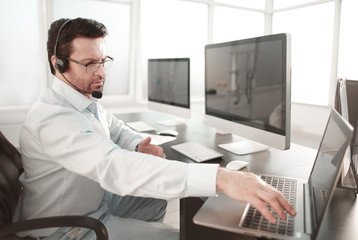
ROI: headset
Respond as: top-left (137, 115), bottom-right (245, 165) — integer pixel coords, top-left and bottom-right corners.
top-left (54, 19), bottom-right (72, 73)
top-left (53, 19), bottom-right (102, 98)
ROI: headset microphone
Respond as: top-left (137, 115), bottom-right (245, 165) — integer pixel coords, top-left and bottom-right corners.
top-left (61, 72), bottom-right (103, 99)
top-left (91, 91), bottom-right (103, 99)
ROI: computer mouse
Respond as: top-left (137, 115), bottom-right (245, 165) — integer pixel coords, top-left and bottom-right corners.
top-left (226, 160), bottom-right (249, 171)
top-left (157, 129), bottom-right (179, 137)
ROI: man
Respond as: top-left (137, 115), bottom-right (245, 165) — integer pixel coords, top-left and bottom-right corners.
top-left (17, 18), bottom-right (296, 239)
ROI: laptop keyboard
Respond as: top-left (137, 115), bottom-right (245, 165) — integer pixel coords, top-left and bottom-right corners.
top-left (241, 175), bottom-right (296, 236)
top-left (170, 142), bottom-right (223, 162)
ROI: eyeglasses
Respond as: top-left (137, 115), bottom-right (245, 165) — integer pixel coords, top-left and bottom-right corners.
top-left (66, 56), bottom-right (114, 74)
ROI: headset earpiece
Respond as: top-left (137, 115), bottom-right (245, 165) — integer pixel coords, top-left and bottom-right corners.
top-left (55, 56), bottom-right (68, 73)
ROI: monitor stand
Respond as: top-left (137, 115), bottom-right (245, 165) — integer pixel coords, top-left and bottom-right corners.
top-left (157, 118), bottom-right (186, 127)
top-left (218, 141), bottom-right (270, 155)
top-left (337, 147), bottom-right (358, 194)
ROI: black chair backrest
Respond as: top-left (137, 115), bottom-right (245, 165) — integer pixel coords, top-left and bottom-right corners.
top-left (0, 132), bottom-right (23, 226)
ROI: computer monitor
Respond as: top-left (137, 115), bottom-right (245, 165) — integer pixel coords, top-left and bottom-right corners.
top-left (204, 33), bottom-right (291, 155)
top-left (147, 58), bottom-right (190, 126)
top-left (334, 78), bottom-right (358, 192)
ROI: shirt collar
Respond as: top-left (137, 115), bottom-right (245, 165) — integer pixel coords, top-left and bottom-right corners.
top-left (52, 77), bottom-right (95, 112)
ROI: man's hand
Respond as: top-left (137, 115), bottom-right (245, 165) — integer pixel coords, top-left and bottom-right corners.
top-left (137, 137), bottom-right (166, 158)
top-left (216, 167), bottom-right (296, 224)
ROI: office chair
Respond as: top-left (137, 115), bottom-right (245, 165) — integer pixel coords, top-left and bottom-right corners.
top-left (0, 131), bottom-right (109, 240)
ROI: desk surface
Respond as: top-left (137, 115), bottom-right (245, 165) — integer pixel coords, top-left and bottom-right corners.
top-left (115, 110), bottom-right (358, 240)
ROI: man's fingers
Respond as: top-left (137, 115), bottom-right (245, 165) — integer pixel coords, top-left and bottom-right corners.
top-left (262, 185), bottom-right (296, 217)
top-left (138, 137), bottom-right (151, 151)
top-left (250, 199), bottom-right (277, 224)
top-left (276, 191), bottom-right (296, 216)
top-left (255, 186), bottom-right (296, 223)
top-left (262, 190), bottom-right (287, 221)
top-left (143, 137), bottom-right (151, 145)
top-left (156, 147), bottom-right (164, 156)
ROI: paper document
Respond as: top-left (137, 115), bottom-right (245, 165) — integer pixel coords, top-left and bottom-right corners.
top-left (126, 121), bottom-right (156, 132)
top-left (138, 133), bottom-right (177, 146)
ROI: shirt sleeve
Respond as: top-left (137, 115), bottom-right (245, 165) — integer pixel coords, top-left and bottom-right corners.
top-left (102, 107), bottom-right (143, 151)
top-left (186, 163), bottom-right (219, 197)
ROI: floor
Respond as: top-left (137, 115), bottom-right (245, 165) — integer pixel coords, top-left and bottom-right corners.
top-left (163, 198), bottom-right (180, 229)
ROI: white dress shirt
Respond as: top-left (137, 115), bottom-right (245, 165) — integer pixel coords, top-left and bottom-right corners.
top-left (18, 77), bottom-right (219, 228)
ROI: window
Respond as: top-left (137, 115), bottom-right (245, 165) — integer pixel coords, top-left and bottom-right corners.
top-left (0, 0), bottom-right (350, 110)
top-left (273, 2), bottom-right (335, 105)
top-left (0, 0), bottom-right (42, 107)
top-left (0, 0), bottom-right (132, 109)
top-left (213, 6), bottom-right (264, 43)
top-left (141, 0), bottom-right (208, 101)
top-left (274, 0), bottom-right (319, 9)
top-left (338, 0), bottom-right (358, 79)
top-left (215, 0), bottom-right (265, 9)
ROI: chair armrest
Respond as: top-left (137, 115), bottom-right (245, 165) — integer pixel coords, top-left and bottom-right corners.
top-left (0, 216), bottom-right (108, 240)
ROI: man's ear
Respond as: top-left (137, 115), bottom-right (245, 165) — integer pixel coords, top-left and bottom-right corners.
top-left (51, 55), bottom-right (57, 70)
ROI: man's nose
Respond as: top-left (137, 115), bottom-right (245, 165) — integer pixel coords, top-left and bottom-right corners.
top-left (95, 64), bottom-right (106, 76)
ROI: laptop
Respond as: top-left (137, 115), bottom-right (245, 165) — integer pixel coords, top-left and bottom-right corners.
top-left (193, 108), bottom-right (353, 240)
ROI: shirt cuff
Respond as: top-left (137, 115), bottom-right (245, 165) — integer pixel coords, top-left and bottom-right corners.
top-left (186, 163), bottom-right (219, 197)
top-left (130, 138), bottom-right (142, 151)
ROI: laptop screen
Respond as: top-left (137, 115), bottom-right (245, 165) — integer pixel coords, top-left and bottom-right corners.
top-left (308, 109), bottom-right (353, 234)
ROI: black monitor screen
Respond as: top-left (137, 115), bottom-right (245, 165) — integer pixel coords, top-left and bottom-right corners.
top-left (205, 34), bottom-right (289, 136)
top-left (148, 58), bottom-right (190, 109)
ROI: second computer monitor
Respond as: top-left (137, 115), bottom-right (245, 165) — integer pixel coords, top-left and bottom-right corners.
top-left (205, 33), bottom-right (291, 154)
top-left (147, 58), bottom-right (190, 126)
